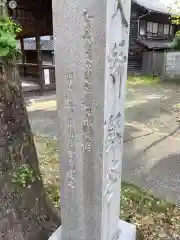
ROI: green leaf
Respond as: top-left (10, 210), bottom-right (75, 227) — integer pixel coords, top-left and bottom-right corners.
top-left (0, 16), bottom-right (22, 58)
top-left (0, 46), bottom-right (9, 56)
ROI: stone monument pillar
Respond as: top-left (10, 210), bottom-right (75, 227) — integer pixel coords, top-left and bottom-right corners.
top-left (51, 0), bottom-right (136, 239)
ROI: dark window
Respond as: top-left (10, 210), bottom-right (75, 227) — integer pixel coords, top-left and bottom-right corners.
top-left (164, 24), bottom-right (170, 35)
top-left (170, 25), bottom-right (175, 36)
top-left (145, 22), bottom-right (175, 38)
top-left (147, 22), bottom-right (158, 36)
top-left (139, 20), bottom-right (146, 36)
top-left (158, 24), bottom-right (164, 36)
top-left (131, 11), bottom-right (137, 17)
top-left (25, 52), bottom-right (37, 63)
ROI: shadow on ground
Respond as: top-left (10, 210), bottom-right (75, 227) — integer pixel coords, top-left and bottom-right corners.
top-left (27, 83), bottom-right (180, 205)
top-left (122, 134), bottom-right (180, 206)
top-left (126, 84), bottom-right (180, 135)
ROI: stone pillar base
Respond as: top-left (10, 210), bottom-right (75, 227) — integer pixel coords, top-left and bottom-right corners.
top-left (49, 220), bottom-right (136, 240)
top-left (49, 225), bottom-right (61, 240)
top-left (118, 220), bottom-right (136, 240)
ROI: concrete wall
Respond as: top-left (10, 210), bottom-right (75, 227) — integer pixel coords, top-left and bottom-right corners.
top-left (163, 52), bottom-right (180, 81)
top-left (142, 51), bottom-right (180, 81)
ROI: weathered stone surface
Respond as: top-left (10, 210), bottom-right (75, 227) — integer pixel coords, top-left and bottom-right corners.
top-left (52, 0), bottom-right (133, 239)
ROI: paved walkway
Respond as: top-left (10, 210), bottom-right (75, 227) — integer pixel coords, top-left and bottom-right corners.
top-left (26, 83), bottom-right (180, 206)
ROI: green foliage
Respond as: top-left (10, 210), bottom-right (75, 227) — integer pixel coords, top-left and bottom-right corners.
top-left (172, 31), bottom-right (180, 50)
top-left (0, 16), bottom-right (21, 59)
top-left (12, 164), bottom-right (35, 188)
top-left (170, 2), bottom-right (180, 50)
top-left (171, 16), bottom-right (180, 26)
top-left (169, 1), bottom-right (180, 25)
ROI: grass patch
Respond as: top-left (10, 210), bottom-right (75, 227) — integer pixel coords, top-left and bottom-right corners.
top-left (128, 75), bottom-right (160, 86)
top-left (35, 136), bottom-right (180, 239)
top-left (35, 136), bottom-right (60, 209)
top-left (121, 183), bottom-right (180, 239)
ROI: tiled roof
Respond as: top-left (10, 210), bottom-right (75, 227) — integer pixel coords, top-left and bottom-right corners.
top-left (137, 39), bottom-right (173, 49)
top-left (133, 0), bottom-right (178, 15)
top-left (17, 39), bottom-right (54, 51)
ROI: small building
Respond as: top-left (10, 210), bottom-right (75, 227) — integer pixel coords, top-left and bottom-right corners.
top-left (128, 0), bottom-right (178, 73)
top-left (17, 38), bottom-right (55, 92)
top-left (17, 38), bottom-right (54, 76)
top-left (8, 0), bottom-right (55, 93)
top-left (18, 38), bottom-right (54, 66)
top-left (10, 0), bottom-right (179, 91)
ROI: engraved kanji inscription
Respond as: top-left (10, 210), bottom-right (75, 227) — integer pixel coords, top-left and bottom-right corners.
top-left (82, 10), bottom-right (94, 153)
top-left (106, 112), bottom-right (122, 153)
top-left (83, 9), bottom-right (93, 94)
top-left (108, 40), bottom-right (126, 86)
top-left (104, 159), bottom-right (121, 203)
top-left (64, 73), bottom-right (77, 189)
top-left (112, 228), bottom-right (121, 240)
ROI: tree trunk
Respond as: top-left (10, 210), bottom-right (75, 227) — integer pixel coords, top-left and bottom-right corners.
top-left (0, 62), bottom-right (60, 240)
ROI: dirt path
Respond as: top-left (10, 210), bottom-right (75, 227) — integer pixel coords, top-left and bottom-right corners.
top-left (123, 83), bottom-right (180, 206)
top-left (125, 83), bottom-right (180, 137)
top-left (26, 83), bottom-right (180, 205)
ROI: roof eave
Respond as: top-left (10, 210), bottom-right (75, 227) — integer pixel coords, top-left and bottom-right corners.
top-left (136, 39), bottom-right (172, 50)
top-left (132, 0), bottom-right (171, 16)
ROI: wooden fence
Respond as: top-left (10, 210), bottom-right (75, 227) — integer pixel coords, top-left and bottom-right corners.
top-left (142, 51), bottom-right (180, 81)
top-left (142, 51), bottom-right (165, 76)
